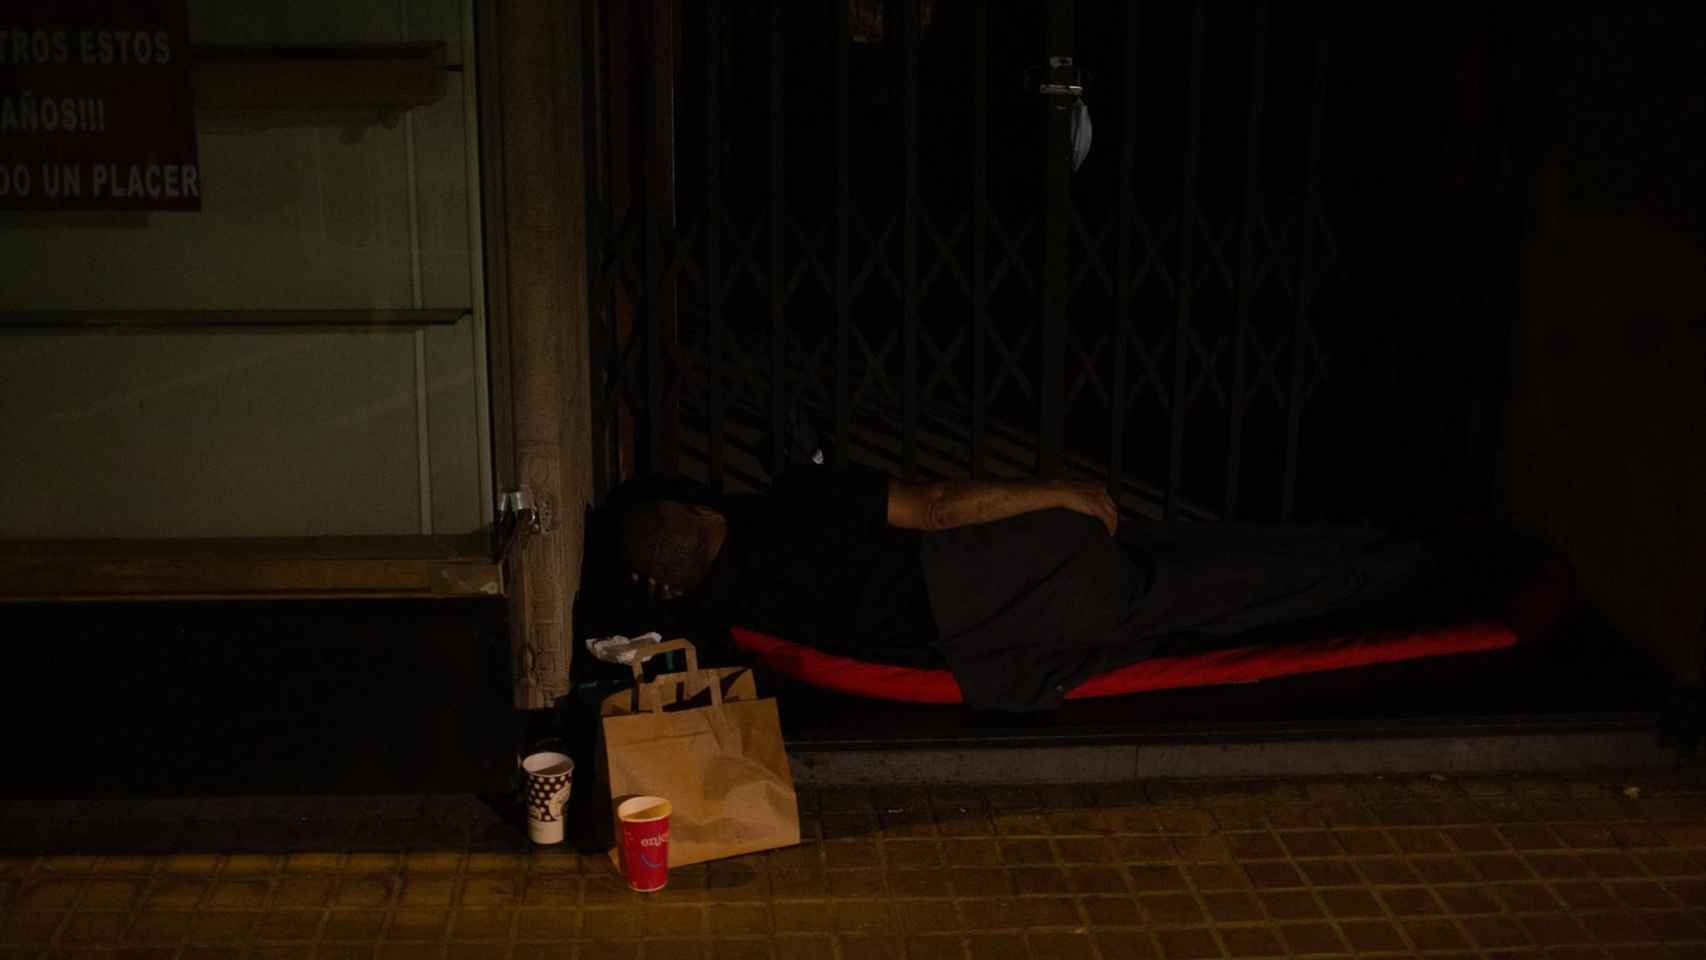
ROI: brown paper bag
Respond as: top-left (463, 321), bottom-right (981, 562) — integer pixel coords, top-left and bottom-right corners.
top-left (599, 639), bottom-right (799, 867)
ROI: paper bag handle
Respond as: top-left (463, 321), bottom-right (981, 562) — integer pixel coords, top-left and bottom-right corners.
top-left (626, 638), bottom-right (698, 678)
top-left (627, 638), bottom-right (722, 712)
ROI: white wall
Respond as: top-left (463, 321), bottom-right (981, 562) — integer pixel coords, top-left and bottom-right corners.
top-left (0, 0), bottom-right (489, 539)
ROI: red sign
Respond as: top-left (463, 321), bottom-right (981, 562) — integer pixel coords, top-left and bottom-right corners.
top-left (0, 0), bottom-right (198, 210)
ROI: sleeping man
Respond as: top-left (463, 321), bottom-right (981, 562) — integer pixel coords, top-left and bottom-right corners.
top-left (607, 465), bottom-right (1426, 711)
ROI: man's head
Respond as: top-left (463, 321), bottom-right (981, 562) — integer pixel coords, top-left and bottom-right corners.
top-left (618, 499), bottom-right (725, 594)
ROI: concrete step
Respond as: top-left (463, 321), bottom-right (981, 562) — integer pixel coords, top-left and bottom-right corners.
top-left (789, 714), bottom-right (1671, 785)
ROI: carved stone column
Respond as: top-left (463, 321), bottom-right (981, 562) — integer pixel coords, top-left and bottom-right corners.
top-left (480, 0), bottom-right (594, 708)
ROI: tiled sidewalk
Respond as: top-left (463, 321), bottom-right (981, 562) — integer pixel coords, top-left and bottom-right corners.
top-left (4, 772), bottom-right (1706, 958)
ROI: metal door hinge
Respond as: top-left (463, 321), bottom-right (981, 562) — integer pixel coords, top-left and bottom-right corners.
top-left (1038, 56), bottom-right (1084, 105)
top-left (495, 488), bottom-right (549, 563)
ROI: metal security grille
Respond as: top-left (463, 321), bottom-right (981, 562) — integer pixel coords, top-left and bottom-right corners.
top-left (584, 0), bottom-right (1472, 525)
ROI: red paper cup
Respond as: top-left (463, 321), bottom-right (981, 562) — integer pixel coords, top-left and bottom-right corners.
top-left (616, 796), bottom-right (672, 892)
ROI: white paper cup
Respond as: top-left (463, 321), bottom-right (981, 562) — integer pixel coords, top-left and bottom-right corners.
top-left (521, 751), bottom-right (575, 844)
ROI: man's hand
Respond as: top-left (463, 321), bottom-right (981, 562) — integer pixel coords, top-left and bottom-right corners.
top-left (1054, 480), bottom-right (1118, 536)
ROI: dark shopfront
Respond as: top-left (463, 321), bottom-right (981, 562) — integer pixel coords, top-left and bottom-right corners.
top-left (577, 0), bottom-right (1701, 761)
top-left (2, 0), bottom-right (1704, 795)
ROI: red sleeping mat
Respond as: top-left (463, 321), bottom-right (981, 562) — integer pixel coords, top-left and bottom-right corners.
top-left (731, 551), bottom-right (1572, 704)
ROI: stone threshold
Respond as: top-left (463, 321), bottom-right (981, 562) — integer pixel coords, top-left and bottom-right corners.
top-left (789, 715), bottom-right (1672, 785)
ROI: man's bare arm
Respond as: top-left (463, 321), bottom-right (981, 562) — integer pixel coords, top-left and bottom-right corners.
top-left (887, 479), bottom-right (1118, 535)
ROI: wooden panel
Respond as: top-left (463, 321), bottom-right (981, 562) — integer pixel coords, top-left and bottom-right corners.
top-left (0, 309), bottom-right (465, 329)
top-left (188, 1), bottom-right (465, 67)
top-left (0, 536), bottom-right (500, 601)
top-left (192, 44), bottom-right (448, 110)
top-left (0, 329), bottom-right (422, 539)
top-left (0, 54), bottom-right (487, 542)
